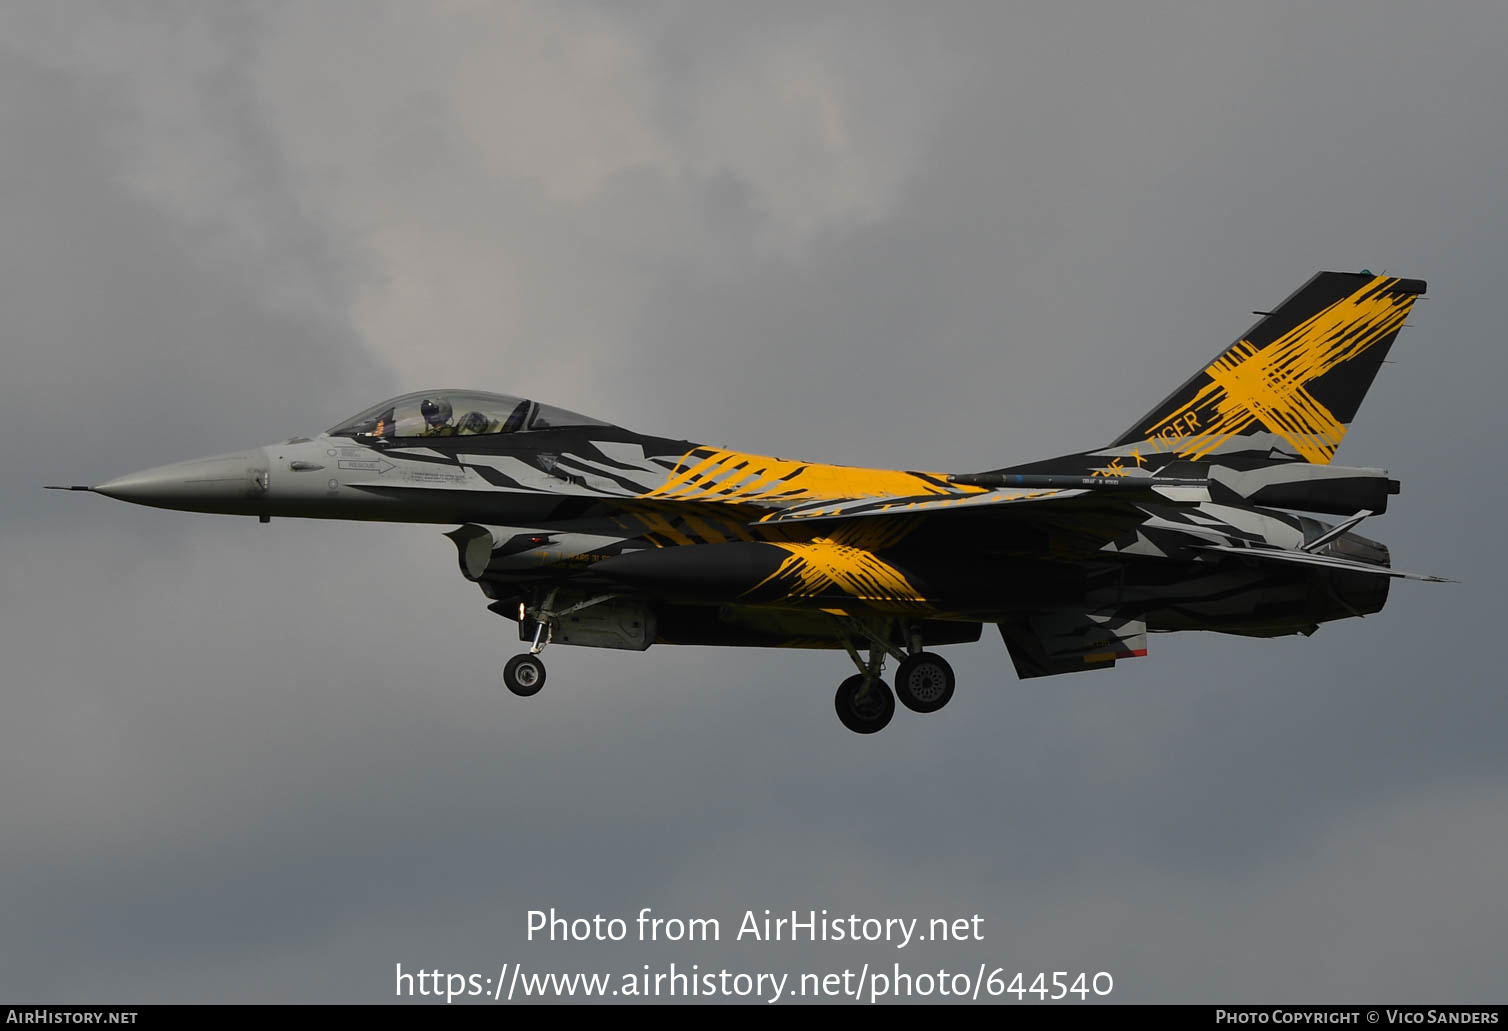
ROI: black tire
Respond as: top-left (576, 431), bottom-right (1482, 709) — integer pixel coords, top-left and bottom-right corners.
top-left (894, 652), bottom-right (955, 714)
top-left (834, 674), bottom-right (895, 734)
top-left (503, 654), bottom-right (546, 697)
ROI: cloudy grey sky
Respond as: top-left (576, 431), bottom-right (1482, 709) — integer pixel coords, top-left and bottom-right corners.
top-left (2, 0), bottom-right (1504, 1004)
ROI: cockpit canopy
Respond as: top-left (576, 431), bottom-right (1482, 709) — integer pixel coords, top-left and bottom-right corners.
top-left (327, 390), bottom-right (612, 440)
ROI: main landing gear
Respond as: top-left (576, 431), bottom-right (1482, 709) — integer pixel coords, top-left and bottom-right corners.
top-left (832, 620), bottom-right (956, 734)
top-left (894, 652), bottom-right (955, 714)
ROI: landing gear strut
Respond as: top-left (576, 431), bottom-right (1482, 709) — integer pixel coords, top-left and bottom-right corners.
top-left (831, 619), bottom-right (957, 733)
top-left (833, 638), bottom-right (895, 734)
top-left (502, 589), bottom-right (556, 697)
top-left (500, 590), bottom-right (621, 698)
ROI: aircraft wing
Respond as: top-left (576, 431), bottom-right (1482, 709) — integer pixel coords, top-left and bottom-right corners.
top-left (754, 480), bottom-right (1206, 525)
top-left (1196, 543), bottom-right (1453, 582)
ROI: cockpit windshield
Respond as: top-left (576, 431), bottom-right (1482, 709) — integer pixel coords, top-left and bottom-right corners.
top-left (326, 390), bottom-right (611, 440)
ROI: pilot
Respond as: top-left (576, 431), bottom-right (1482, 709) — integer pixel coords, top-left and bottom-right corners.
top-left (457, 410), bottom-right (492, 435)
top-left (419, 397), bottom-right (455, 436)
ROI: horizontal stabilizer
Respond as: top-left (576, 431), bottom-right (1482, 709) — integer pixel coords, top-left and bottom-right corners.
top-left (1197, 543), bottom-right (1452, 582)
top-left (1207, 463), bottom-right (1398, 516)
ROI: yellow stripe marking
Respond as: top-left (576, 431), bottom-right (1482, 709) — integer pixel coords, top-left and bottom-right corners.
top-left (1144, 276), bottom-right (1416, 464)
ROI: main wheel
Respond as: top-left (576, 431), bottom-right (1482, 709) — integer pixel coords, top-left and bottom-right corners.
top-left (894, 652), bottom-right (955, 713)
top-left (503, 654), bottom-right (546, 697)
top-left (834, 674), bottom-right (895, 734)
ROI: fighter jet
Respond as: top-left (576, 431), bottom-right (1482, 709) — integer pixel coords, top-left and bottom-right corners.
top-left (53, 271), bottom-right (1449, 734)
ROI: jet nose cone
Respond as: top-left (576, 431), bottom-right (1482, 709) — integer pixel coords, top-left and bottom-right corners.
top-left (94, 449), bottom-right (270, 513)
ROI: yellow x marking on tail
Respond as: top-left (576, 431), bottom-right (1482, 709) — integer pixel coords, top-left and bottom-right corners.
top-left (1145, 276), bottom-right (1416, 464)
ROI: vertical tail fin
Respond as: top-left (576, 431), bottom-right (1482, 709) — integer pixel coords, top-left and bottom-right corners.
top-left (1113, 272), bottom-right (1425, 465)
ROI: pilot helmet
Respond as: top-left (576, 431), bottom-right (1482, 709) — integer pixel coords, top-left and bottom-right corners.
top-left (420, 397), bottom-right (453, 427)
top-left (458, 410), bottom-right (490, 435)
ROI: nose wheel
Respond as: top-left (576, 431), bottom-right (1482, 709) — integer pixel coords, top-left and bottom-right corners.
top-left (502, 653), bottom-right (546, 696)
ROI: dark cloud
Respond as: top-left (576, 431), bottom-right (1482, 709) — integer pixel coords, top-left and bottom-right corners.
top-left (2, 1), bottom-right (1504, 1003)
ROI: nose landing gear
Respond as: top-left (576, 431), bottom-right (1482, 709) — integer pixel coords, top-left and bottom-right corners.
top-left (502, 653), bottom-right (546, 696)
top-left (502, 589), bottom-right (556, 697)
top-left (499, 590), bottom-right (625, 698)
